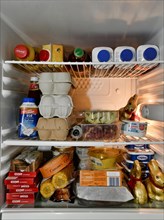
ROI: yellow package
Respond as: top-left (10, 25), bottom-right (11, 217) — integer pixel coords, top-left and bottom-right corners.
top-left (51, 163), bottom-right (74, 189)
top-left (40, 178), bottom-right (55, 199)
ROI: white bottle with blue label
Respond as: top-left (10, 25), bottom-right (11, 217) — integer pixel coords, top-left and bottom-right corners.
top-left (92, 47), bottom-right (113, 69)
top-left (137, 45), bottom-right (160, 62)
top-left (114, 46), bottom-right (136, 65)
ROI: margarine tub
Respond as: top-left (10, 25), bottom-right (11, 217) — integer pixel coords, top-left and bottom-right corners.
top-left (88, 148), bottom-right (123, 170)
top-left (39, 72), bottom-right (73, 95)
top-left (123, 155), bottom-right (149, 170)
top-left (126, 148), bottom-right (154, 162)
top-left (121, 120), bottom-right (148, 137)
top-left (39, 95), bottom-right (73, 118)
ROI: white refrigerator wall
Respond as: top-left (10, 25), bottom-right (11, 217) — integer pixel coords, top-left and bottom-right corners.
top-left (0, 0), bottom-right (164, 220)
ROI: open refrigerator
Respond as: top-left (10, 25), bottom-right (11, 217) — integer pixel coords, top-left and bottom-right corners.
top-left (0, 0), bottom-right (164, 219)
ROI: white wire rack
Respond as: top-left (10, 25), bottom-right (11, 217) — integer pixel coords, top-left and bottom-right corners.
top-left (4, 60), bottom-right (163, 78)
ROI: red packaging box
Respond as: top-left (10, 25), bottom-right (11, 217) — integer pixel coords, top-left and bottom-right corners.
top-left (4, 176), bottom-right (37, 185)
top-left (7, 184), bottom-right (37, 189)
top-left (6, 198), bottom-right (34, 204)
top-left (8, 188), bottom-right (38, 193)
top-left (8, 171), bottom-right (38, 178)
top-left (6, 193), bottom-right (34, 200)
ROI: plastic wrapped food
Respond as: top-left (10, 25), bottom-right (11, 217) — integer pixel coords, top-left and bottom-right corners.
top-left (71, 123), bottom-right (121, 141)
top-left (51, 163), bottom-right (74, 189)
top-left (84, 111), bottom-right (119, 124)
top-left (40, 178), bottom-right (55, 199)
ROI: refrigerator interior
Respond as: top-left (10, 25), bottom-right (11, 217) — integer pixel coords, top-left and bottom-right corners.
top-left (0, 0), bottom-right (164, 219)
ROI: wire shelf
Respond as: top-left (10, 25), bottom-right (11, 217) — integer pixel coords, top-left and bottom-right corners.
top-left (4, 60), bottom-right (163, 78)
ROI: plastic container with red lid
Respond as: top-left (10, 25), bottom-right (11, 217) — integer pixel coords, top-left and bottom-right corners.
top-left (14, 44), bottom-right (35, 61)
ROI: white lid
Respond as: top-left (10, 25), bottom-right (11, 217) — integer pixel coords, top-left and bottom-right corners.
top-left (30, 76), bottom-right (39, 81)
top-left (126, 149), bottom-right (154, 155)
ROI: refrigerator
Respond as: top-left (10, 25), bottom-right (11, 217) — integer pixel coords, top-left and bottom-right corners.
top-left (0, 0), bottom-right (164, 219)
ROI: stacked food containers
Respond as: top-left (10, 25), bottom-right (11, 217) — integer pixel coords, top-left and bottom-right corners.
top-left (122, 144), bottom-right (155, 179)
top-left (36, 72), bottom-right (74, 140)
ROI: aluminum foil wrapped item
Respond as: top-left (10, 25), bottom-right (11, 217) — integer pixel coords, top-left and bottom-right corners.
top-left (75, 183), bottom-right (134, 203)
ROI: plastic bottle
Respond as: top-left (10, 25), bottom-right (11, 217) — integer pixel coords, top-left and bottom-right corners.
top-left (68, 48), bottom-right (91, 72)
top-left (92, 47), bottom-right (113, 69)
top-left (14, 44), bottom-right (38, 61)
top-left (114, 46), bottom-right (135, 62)
top-left (137, 45), bottom-right (160, 62)
top-left (18, 98), bottom-right (39, 138)
top-left (28, 76), bottom-right (41, 106)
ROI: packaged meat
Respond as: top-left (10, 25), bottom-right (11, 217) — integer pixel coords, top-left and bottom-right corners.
top-left (71, 123), bottom-right (121, 141)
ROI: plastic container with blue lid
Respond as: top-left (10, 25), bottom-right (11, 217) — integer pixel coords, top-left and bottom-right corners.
top-left (125, 148), bottom-right (154, 162)
top-left (114, 46), bottom-right (135, 63)
top-left (137, 45), bottom-right (160, 62)
top-left (92, 47), bottom-right (113, 69)
top-left (123, 155), bottom-right (149, 170)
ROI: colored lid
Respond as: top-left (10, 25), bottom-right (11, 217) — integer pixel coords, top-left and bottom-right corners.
top-left (23, 97), bottom-right (36, 103)
top-left (14, 45), bottom-right (29, 59)
top-left (74, 48), bottom-right (84, 58)
top-left (39, 49), bottom-right (50, 61)
top-left (120, 49), bottom-right (133, 61)
top-left (143, 47), bottom-right (157, 61)
top-left (97, 50), bottom-right (110, 62)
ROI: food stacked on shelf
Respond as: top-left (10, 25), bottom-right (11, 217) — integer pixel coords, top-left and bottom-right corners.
top-left (122, 144), bottom-right (155, 180)
top-left (36, 72), bottom-right (74, 140)
top-left (4, 148), bottom-right (43, 205)
top-left (39, 147), bottom-right (75, 202)
top-left (74, 147), bottom-right (134, 204)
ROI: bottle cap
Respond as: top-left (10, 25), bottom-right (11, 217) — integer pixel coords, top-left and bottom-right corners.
top-left (30, 76), bottom-right (38, 82)
top-left (39, 49), bottom-right (50, 61)
top-left (74, 48), bottom-right (84, 58)
top-left (97, 50), bottom-right (110, 62)
top-left (143, 47), bottom-right (157, 61)
top-left (23, 97), bottom-right (36, 103)
top-left (120, 49), bottom-right (133, 61)
top-left (14, 45), bottom-right (29, 59)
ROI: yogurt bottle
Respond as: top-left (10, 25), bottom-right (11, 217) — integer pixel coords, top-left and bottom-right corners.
top-left (18, 98), bottom-right (39, 138)
top-left (114, 46), bottom-right (135, 63)
top-left (92, 47), bottom-right (113, 69)
top-left (137, 45), bottom-right (160, 62)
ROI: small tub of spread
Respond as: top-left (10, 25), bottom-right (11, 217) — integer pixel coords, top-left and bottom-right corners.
top-left (126, 148), bottom-right (154, 162)
top-left (123, 155), bottom-right (149, 170)
top-left (121, 120), bottom-right (148, 137)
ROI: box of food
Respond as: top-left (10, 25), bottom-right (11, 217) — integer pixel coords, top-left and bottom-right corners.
top-left (84, 111), bottom-right (119, 124)
top-left (80, 170), bottom-right (123, 187)
top-left (8, 188), bottom-right (38, 193)
top-left (6, 193), bottom-right (35, 200)
top-left (6, 198), bottom-right (34, 204)
top-left (10, 149), bottom-right (43, 172)
top-left (4, 176), bottom-right (37, 185)
top-left (8, 171), bottom-right (39, 178)
top-left (7, 184), bottom-right (37, 189)
top-left (71, 123), bottom-right (121, 141)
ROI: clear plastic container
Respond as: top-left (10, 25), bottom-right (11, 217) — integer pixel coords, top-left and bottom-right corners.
top-left (84, 110), bottom-right (119, 124)
top-left (137, 45), bottom-right (160, 61)
top-left (71, 123), bottom-right (121, 141)
top-left (92, 47), bottom-right (113, 69)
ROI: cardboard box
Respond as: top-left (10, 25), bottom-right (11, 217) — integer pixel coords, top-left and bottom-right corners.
top-left (80, 170), bottom-right (123, 187)
top-left (6, 198), bottom-right (34, 204)
top-left (6, 193), bottom-right (34, 200)
top-left (4, 176), bottom-right (37, 185)
top-left (8, 188), bottom-right (38, 193)
top-left (7, 184), bottom-right (37, 189)
top-left (8, 171), bottom-right (38, 178)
